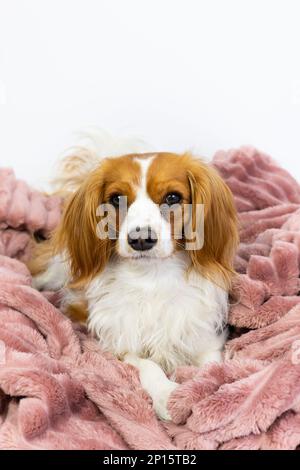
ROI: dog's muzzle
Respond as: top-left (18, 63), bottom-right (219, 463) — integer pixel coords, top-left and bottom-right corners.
top-left (127, 226), bottom-right (158, 251)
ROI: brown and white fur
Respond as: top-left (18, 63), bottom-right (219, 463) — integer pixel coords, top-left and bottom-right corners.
top-left (29, 135), bottom-right (238, 420)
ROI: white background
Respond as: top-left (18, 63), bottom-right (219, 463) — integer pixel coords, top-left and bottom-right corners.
top-left (0, 0), bottom-right (300, 189)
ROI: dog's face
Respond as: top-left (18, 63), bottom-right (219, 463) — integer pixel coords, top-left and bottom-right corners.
top-left (55, 152), bottom-right (238, 288)
top-left (104, 153), bottom-right (192, 260)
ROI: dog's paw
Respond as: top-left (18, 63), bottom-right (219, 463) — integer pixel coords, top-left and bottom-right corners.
top-left (124, 354), bottom-right (178, 421)
top-left (152, 381), bottom-right (178, 421)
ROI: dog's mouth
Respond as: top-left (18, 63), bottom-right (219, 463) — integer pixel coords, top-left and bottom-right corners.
top-left (122, 251), bottom-right (159, 260)
top-left (119, 250), bottom-right (175, 262)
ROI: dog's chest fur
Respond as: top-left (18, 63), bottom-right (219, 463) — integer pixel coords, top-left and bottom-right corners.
top-left (87, 253), bottom-right (227, 373)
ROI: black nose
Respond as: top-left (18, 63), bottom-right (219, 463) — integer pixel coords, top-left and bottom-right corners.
top-left (128, 226), bottom-right (158, 251)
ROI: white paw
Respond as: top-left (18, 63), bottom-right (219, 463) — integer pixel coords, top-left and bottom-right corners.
top-left (198, 349), bottom-right (223, 367)
top-left (151, 381), bottom-right (178, 421)
top-left (124, 353), bottom-right (140, 368)
top-left (124, 354), bottom-right (178, 421)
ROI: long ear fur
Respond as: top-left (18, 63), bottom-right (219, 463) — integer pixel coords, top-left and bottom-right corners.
top-left (187, 157), bottom-right (239, 289)
top-left (53, 169), bottom-right (111, 287)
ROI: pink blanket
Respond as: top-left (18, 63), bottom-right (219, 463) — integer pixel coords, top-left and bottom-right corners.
top-left (0, 168), bottom-right (61, 261)
top-left (1, 147), bottom-right (300, 450)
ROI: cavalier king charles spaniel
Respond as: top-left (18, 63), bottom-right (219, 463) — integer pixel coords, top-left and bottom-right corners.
top-left (29, 135), bottom-right (238, 420)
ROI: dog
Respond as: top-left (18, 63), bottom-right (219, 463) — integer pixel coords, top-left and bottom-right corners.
top-left (29, 135), bottom-right (238, 420)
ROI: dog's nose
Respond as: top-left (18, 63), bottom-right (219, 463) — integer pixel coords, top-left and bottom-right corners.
top-left (127, 226), bottom-right (158, 251)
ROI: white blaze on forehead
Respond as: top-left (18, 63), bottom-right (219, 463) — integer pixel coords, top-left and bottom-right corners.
top-left (127, 155), bottom-right (158, 229)
top-left (134, 155), bottom-right (155, 195)
top-left (117, 154), bottom-right (174, 258)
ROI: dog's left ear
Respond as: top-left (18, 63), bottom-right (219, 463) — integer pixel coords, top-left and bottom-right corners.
top-left (187, 158), bottom-right (239, 288)
top-left (53, 167), bottom-right (111, 287)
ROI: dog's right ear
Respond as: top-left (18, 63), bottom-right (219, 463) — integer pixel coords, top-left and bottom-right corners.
top-left (186, 157), bottom-right (239, 289)
top-left (54, 169), bottom-right (111, 288)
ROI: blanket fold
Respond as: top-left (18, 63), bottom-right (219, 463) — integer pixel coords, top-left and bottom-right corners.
top-left (0, 146), bottom-right (300, 449)
top-left (0, 169), bottom-right (62, 261)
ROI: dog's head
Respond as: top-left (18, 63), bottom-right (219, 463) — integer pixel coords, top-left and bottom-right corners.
top-left (55, 152), bottom-right (238, 288)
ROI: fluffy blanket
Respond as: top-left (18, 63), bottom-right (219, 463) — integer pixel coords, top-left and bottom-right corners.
top-left (0, 168), bottom-right (61, 261)
top-left (1, 147), bottom-right (300, 450)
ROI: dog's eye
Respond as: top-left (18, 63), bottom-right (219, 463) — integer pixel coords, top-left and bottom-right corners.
top-left (164, 192), bottom-right (182, 206)
top-left (109, 194), bottom-right (123, 207)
